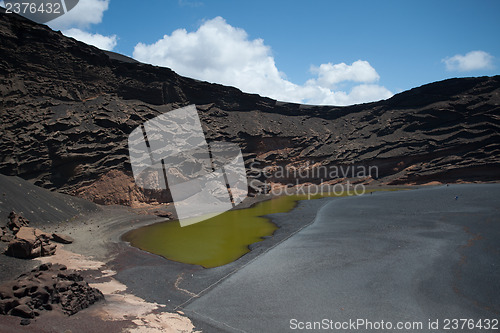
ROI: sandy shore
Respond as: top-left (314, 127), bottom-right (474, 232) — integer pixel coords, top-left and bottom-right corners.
top-left (35, 246), bottom-right (199, 333)
top-left (0, 182), bottom-right (348, 331)
top-left (0, 185), bottom-right (309, 332)
top-left (3, 183), bottom-right (489, 332)
top-left (0, 202), bottom-right (201, 332)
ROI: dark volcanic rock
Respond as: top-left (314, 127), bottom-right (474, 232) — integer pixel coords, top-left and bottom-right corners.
top-left (20, 318), bottom-right (31, 325)
top-left (2, 213), bottom-right (66, 259)
top-left (0, 263), bottom-right (104, 319)
top-left (1, 212), bottom-right (30, 243)
top-left (5, 226), bottom-right (56, 258)
top-left (6, 212), bottom-right (29, 234)
top-left (0, 11), bottom-right (499, 205)
top-left (5, 238), bottom-right (32, 258)
top-left (10, 304), bottom-right (34, 318)
top-left (0, 232), bottom-right (14, 243)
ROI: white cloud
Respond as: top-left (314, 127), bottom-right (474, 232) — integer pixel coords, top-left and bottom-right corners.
top-left (63, 28), bottom-right (117, 50)
top-left (301, 84), bottom-right (393, 106)
top-left (0, 1), bottom-right (5, 8)
top-left (48, 0), bottom-right (110, 30)
top-left (133, 17), bottom-right (392, 106)
top-left (443, 50), bottom-right (494, 72)
top-left (310, 61), bottom-right (380, 88)
top-left (44, 0), bottom-right (118, 51)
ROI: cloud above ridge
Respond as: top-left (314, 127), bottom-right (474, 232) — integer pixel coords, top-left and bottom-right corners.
top-left (48, 0), bottom-right (110, 30)
top-left (309, 61), bottom-right (380, 88)
top-left (133, 17), bottom-right (392, 106)
top-left (45, 0), bottom-right (117, 51)
top-left (63, 28), bottom-right (117, 50)
top-left (443, 50), bottom-right (494, 72)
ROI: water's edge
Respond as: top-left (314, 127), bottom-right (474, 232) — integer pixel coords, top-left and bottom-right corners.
top-left (122, 189), bottom-right (404, 268)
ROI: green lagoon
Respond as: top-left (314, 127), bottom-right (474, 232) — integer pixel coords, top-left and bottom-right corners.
top-left (123, 189), bottom-right (395, 268)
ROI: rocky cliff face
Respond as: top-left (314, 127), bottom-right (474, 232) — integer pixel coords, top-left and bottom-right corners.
top-left (1, 10), bottom-right (499, 205)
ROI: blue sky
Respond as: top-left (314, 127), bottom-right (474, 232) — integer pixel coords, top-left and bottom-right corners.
top-left (5, 0), bottom-right (499, 105)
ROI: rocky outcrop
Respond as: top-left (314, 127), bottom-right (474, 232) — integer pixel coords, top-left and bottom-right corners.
top-left (0, 263), bottom-right (104, 322)
top-left (5, 212), bottom-right (29, 234)
top-left (72, 169), bottom-right (171, 205)
top-left (1, 212), bottom-right (31, 243)
top-left (0, 11), bottom-right (499, 205)
top-left (5, 226), bottom-right (56, 259)
top-left (2, 212), bottom-right (74, 258)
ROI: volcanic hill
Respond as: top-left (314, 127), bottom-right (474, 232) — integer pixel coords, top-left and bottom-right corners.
top-left (1, 9), bottom-right (499, 205)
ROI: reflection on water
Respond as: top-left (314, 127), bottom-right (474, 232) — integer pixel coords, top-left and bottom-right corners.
top-left (123, 190), bottom-right (395, 268)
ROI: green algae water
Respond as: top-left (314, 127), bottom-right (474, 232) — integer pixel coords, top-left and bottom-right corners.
top-left (123, 189), bottom-right (397, 268)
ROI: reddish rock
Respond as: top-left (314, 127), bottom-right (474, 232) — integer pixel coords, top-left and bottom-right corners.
top-left (5, 238), bottom-right (33, 259)
top-left (14, 227), bottom-right (37, 244)
top-left (33, 229), bottom-right (52, 241)
top-left (51, 233), bottom-right (74, 244)
top-left (5, 227), bottom-right (57, 259)
top-left (6, 212), bottom-right (29, 234)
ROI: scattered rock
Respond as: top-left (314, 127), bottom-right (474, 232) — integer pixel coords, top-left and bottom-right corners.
top-left (20, 318), bottom-right (31, 326)
top-left (5, 226), bottom-right (57, 259)
top-left (2, 213), bottom-right (76, 256)
top-left (0, 264), bottom-right (104, 321)
top-left (10, 304), bottom-right (34, 319)
top-left (0, 233), bottom-right (14, 243)
top-left (51, 233), bottom-right (74, 244)
top-left (6, 212), bottom-right (29, 235)
top-left (155, 211), bottom-right (173, 219)
top-left (2, 212), bottom-right (30, 243)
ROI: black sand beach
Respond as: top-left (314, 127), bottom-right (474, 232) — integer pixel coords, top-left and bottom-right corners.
top-left (1, 177), bottom-right (499, 332)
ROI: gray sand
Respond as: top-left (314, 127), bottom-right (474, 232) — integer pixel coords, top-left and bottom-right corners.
top-left (184, 184), bottom-right (500, 332)
top-left (1, 178), bottom-right (498, 332)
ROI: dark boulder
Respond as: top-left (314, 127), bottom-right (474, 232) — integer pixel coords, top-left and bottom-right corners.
top-left (0, 264), bottom-right (104, 320)
top-left (10, 304), bottom-right (34, 319)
